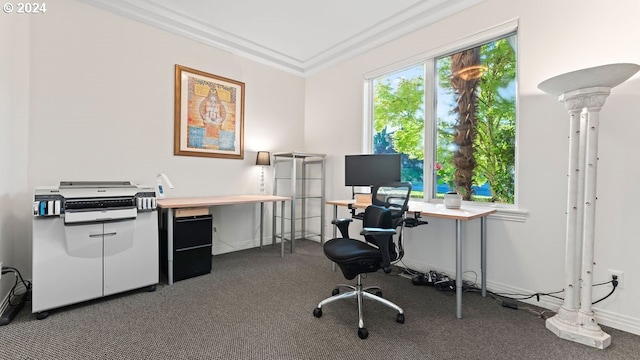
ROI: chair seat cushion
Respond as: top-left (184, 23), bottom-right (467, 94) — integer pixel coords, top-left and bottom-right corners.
top-left (323, 238), bottom-right (382, 280)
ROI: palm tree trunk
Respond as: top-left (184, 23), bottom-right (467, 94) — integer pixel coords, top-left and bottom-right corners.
top-left (450, 47), bottom-right (481, 200)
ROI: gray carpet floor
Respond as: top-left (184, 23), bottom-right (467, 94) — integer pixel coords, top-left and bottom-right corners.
top-left (1, 239), bottom-right (638, 359)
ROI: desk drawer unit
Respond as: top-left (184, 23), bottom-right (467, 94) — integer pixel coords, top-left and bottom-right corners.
top-left (161, 214), bottom-right (213, 282)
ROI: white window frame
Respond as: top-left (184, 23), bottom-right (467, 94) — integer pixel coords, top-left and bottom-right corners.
top-left (363, 19), bottom-right (528, 222)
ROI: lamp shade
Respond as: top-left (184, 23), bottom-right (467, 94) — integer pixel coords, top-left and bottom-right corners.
top-left (256, 151), bottom-right (271, 166)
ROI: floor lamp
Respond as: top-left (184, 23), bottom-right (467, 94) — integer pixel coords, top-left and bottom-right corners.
top-left (538, 63), bottom-right (639, 349)
top-left (256, 151), bottom-right (271, 194)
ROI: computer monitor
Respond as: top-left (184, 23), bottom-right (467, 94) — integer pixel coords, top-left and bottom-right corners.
top-left (344, 154), bottom-right (401, 187)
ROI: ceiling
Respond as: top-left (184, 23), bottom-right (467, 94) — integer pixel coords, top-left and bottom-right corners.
top-left (80, 0), bottom-right (482, 76)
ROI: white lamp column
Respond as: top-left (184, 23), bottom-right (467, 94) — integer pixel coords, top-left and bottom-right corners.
top-left (538, 63), bottom-right (639, 349)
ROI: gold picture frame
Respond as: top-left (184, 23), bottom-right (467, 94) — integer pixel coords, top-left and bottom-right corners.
top-left (174, 64), bottom-right (245, 159)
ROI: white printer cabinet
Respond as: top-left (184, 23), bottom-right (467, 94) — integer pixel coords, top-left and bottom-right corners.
top-left (32, 214), bottom-right (158, 317)
top-left (32, 183), bottom-right (159, 319)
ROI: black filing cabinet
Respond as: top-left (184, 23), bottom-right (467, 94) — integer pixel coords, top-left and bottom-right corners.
top-left (160, 214), bottom-right (213, 282)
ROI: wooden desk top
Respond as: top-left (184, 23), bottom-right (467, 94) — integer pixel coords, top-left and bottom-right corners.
top-left (158, 194), bottom-right (291, 209)
top-left (326, 199), bottom-right (496, 221)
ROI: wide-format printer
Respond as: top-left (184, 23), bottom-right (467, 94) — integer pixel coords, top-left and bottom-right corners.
top-left (32, 181), bottom-right (158, 319)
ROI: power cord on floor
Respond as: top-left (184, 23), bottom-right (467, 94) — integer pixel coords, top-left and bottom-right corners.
top-left (403, 266), bottom-right (619, 308)
top-left (0, 266), bottom-right (32, 326)
top-left (405, 268), bottom-right (477, 292)
top-left (1, 266), bottom-right (32, 306)
top-left (486, 278), bottom-right (618, 306)
top-left (486, 292), bottom-right (556, 319)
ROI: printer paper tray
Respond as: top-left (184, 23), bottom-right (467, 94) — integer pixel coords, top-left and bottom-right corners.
top-left (64, 208), bottom-right (137, 224)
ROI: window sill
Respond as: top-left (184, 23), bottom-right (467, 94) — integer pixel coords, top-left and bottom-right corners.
top-left (487, 206), bottom-right (529, 222)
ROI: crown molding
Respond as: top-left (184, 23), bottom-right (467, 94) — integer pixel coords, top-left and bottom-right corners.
top-left (79, 0), bottom-right (484, 76)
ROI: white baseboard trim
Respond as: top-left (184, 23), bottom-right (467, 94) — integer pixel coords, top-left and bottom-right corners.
top-left (213, 239), bottom-right (263, 255)
top-left (213, 235), bottom-right (323, 255)
top-left (591, 308), bottom-right (640, 336)
top-left (212, 237), bottom-right (286, 255)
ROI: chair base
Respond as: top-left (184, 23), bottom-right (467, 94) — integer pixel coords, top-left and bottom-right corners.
top-left (313, 274), bottom-right (404, 339)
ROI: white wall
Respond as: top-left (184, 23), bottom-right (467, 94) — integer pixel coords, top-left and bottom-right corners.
top-left (305, 0), bottom-right (640, 335)
top-left (0, 11), bottom-right (30, 304)
top-left (1, 0), bottom-right (306, 287)
top-left (28, 0), bottom-right (305, 192)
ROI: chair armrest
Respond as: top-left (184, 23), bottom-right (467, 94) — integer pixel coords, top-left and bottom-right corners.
top-left (332, 218), bottom-right (353, 238)
top-left (360, 228), bottom-right (396, 274)
top-left (360, 227), bottom-right (396, 236)
top-left (331, 218), bottom-right (353, 225)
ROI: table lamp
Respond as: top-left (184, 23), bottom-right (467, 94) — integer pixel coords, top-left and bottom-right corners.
top-left (156, 173), bottom-right (174, 199)
top-left (256, 151), bottom-right (271, 194)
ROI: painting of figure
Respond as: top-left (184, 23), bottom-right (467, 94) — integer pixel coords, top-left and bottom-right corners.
top-left (174, 65), bottom-right (245, 159)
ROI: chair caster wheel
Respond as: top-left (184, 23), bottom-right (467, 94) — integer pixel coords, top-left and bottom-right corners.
top-left (35, 312), bottom-right (49, 320)
top-left (358, 327), bottom-right (369, 339)
top-left (147, 285), bottom-right (157, 292)
top-left (396, 313), bottom-right (405, 324)
top-left (313, 307), bottom-right (322, 318)
top-left (331, 288), bottom-right (339, 296)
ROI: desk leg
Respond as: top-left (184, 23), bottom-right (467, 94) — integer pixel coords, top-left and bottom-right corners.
top-left (281, 201), bottom-right (285, 258)
top-left (332, 205), bottom-right (337, 272)
top-left (167, 208), bottom-right (174, 285)
top-left (481, 216), bottom-right (487, 298)
top-left (456, 219), bottom-right (462, 319)
top-left (332, 205), bottom-right (337, 238)
top-left (259, 202), bottom-right (264, 248)
top-left (272, 202), bottom-right (276, 246)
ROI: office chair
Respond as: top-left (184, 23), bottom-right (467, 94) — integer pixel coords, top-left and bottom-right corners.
top-left (312, 182), bottom-right (412, 339)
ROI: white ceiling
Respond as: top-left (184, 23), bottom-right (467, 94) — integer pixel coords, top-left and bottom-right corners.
top-left (80, 0), bottom-right (482, 76)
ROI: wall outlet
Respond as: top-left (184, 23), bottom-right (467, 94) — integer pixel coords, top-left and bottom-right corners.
top-left (608, 269), bottom-right (624, 289)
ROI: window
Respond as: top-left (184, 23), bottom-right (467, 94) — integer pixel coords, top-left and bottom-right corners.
top-left (368, 31), bottom-right (517, 205)
top-left (372, 65), bottom-right (425, 196)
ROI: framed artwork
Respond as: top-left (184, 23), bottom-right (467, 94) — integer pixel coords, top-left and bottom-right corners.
top-left (174, 64), bottom-right (245, 159)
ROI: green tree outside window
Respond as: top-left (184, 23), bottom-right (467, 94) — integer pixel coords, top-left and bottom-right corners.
top-left (372, 33), bottom-right (517, 204)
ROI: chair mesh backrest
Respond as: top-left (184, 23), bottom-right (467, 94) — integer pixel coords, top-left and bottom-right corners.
top-left (364, 182), bottom-right (412, 267)
top-left (371, 182), bottom-right (412, 214)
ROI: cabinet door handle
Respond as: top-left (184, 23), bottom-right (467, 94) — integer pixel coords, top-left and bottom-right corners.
top-left (175, 244), bottom-right (212, 252)
top-left (103, 232), bottom-right (117, 237)
top-left (89, 233), bottom-right (102, 238)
